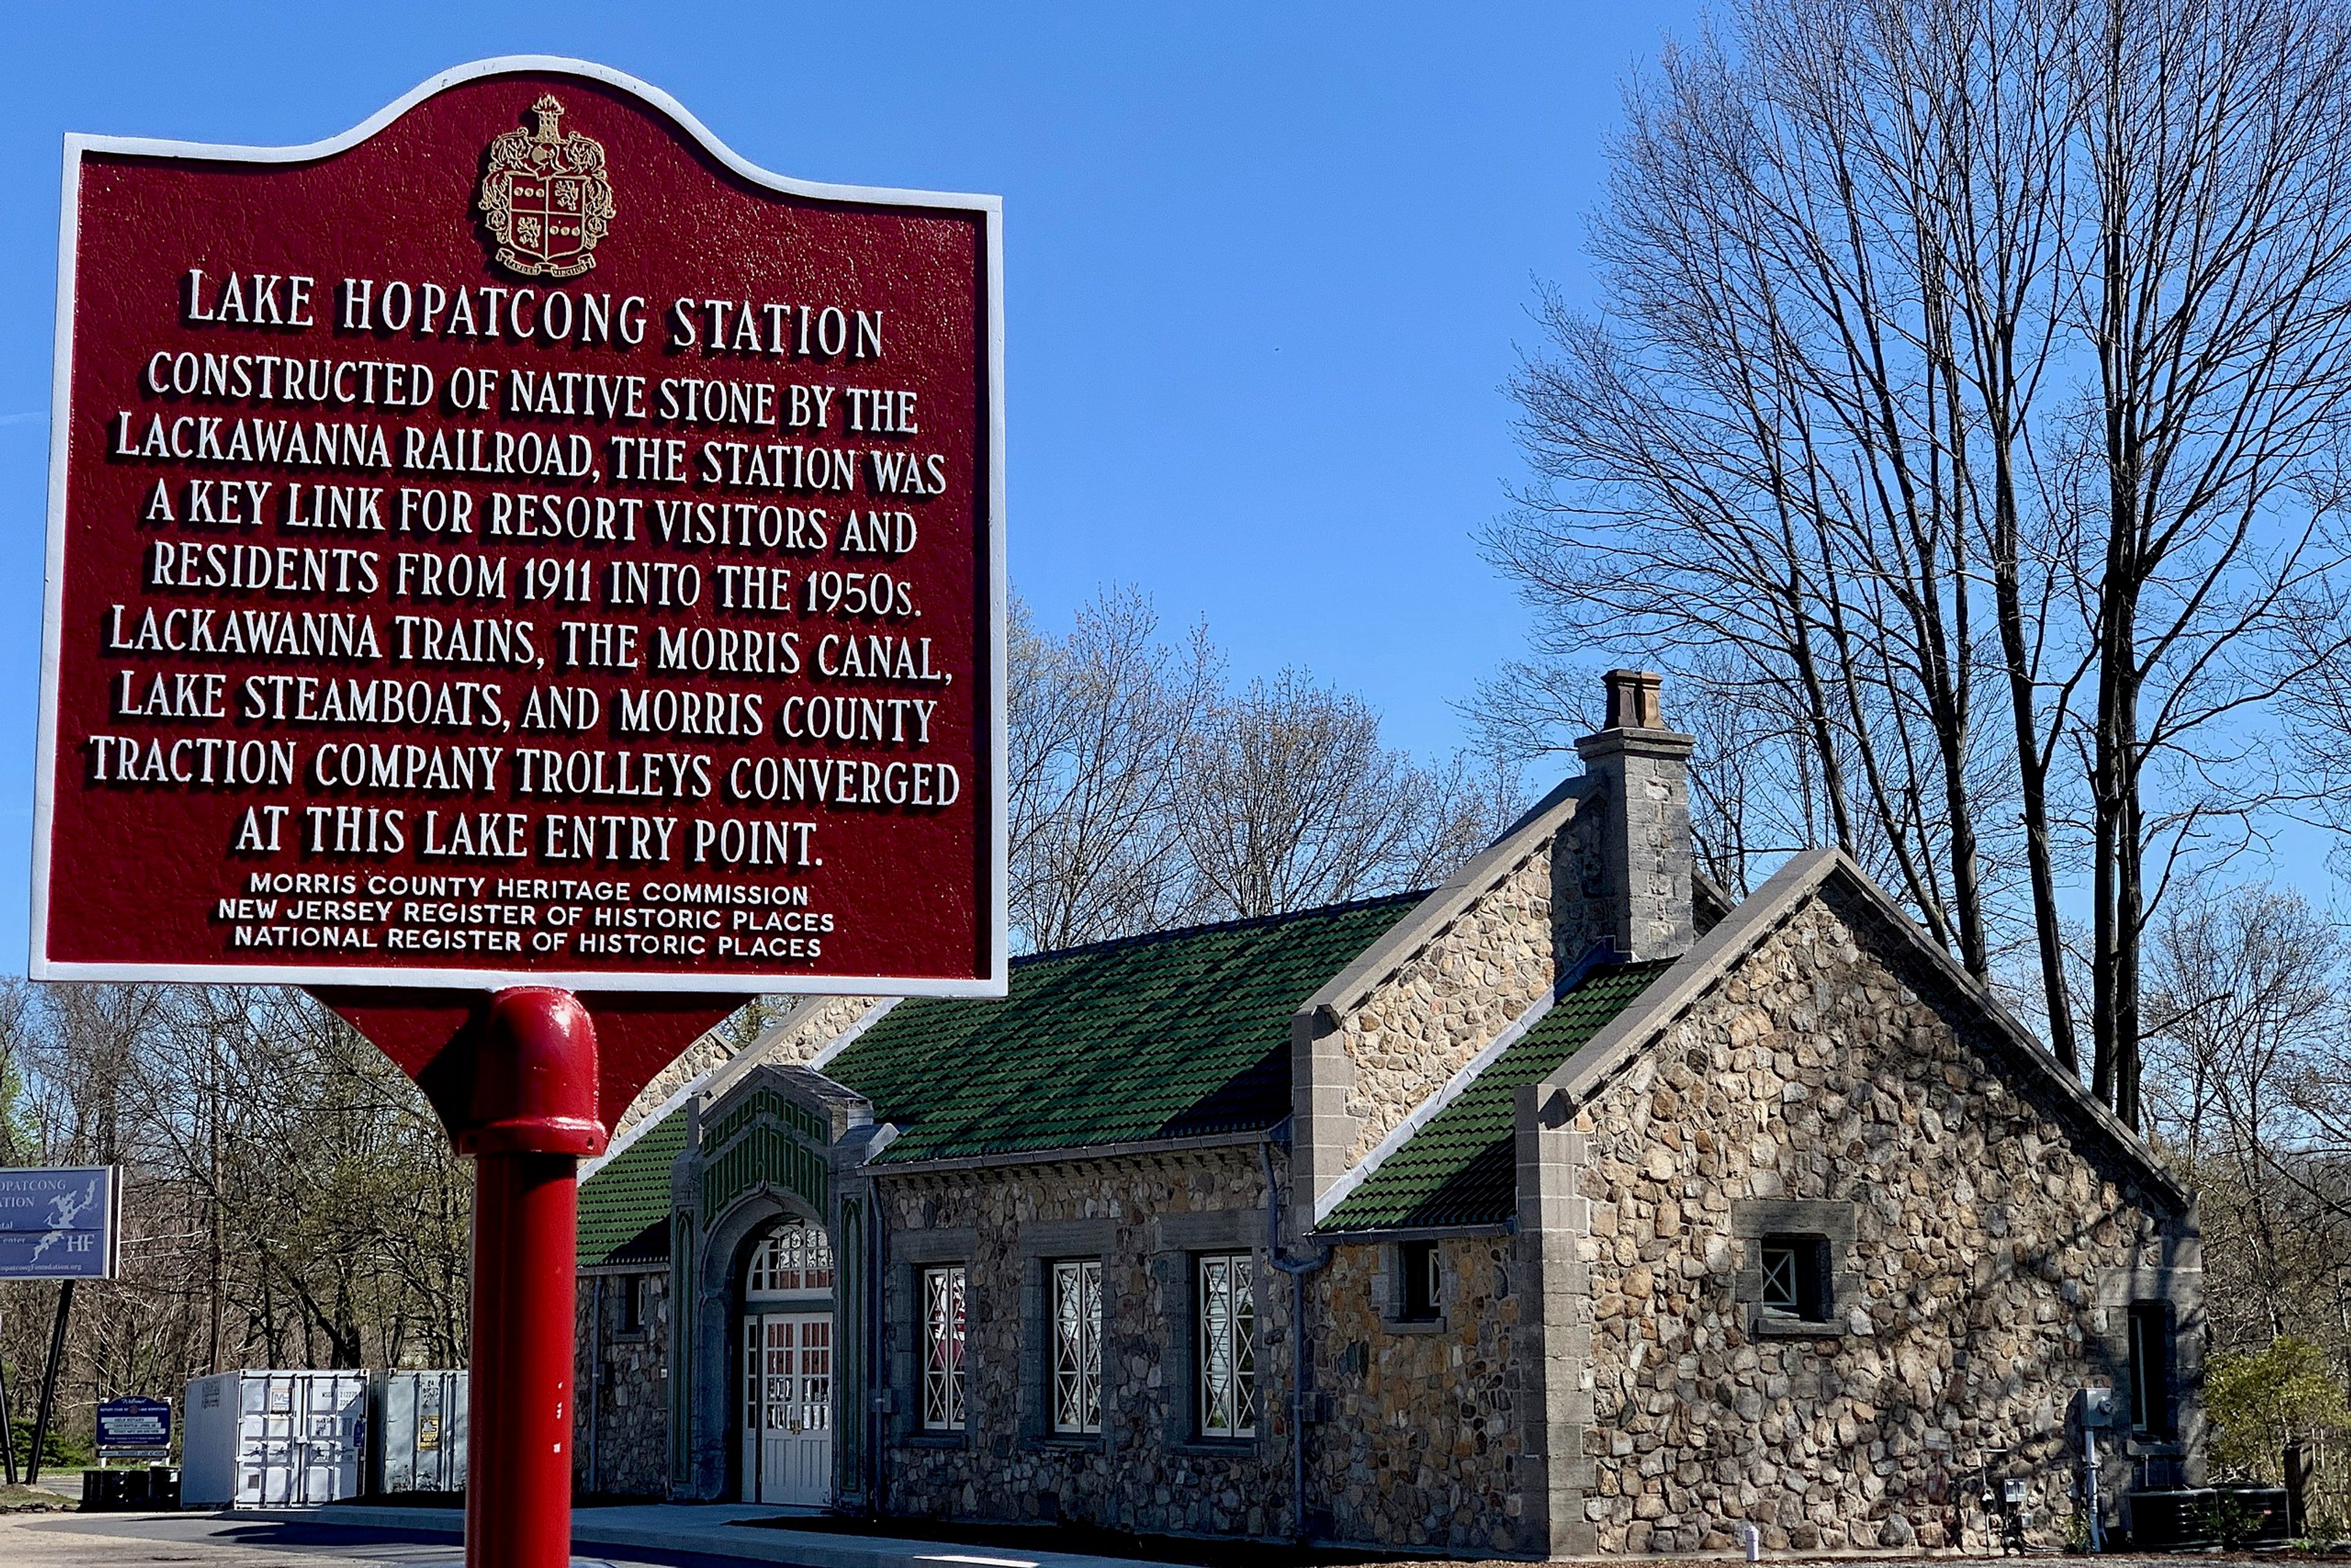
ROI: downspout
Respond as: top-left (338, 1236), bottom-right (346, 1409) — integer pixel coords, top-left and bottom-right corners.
top-left (588, 1275), bottom-right (603, 1496)
top-left (869, 1188), bottom-right (887, 1520)
top-left (1262, 1132), bottom-right (1329, 1547)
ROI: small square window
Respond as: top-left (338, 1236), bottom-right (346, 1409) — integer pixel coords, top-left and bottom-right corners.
top-left (1760, 1235), bottom-right (1831, 1322)
top-left (1397, 1240), bottom-right (1441, 1322)
top-left (618, 1274), bottom-right (647, 1334)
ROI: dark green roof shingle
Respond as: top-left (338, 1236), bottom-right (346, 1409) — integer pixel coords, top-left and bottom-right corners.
top-left (577, 1108), bottom-right (685, 1267)
top-left (831, 896), bottom-right (1422, 1165)
top-left (1319, 959), bottom-right (1673, 1232)
top-left (576, 894), bottom-right (1424, 1262)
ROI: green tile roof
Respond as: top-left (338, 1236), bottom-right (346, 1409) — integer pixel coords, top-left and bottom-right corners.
top-left (1318, 959), bottom-right (1673, 1233)
top-left (577, 1108), bottom-right (685, 1268)
top-left (577, 893), bottom-right (1423, 1262)
top-left (835, 895), bottom-right (1422, 1165)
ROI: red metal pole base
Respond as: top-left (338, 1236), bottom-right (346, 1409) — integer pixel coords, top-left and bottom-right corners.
top-left (470, 1149), bottom-right (580, 1567)
top-left (460, 988), bottom-right (605, 1568)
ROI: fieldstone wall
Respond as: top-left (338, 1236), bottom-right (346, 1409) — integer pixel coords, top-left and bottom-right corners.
top-left (876, 1146), bottom-right (1294, 1539)
top-left (1308, 1236), bottom-right (1535, 1554)
top-left (575, 1271), bottom-right (673, 1498)
top-left (1564, 884), bottom-right (2199, 1553)
top-left (1335, 839), bottom-right (1591, 1171)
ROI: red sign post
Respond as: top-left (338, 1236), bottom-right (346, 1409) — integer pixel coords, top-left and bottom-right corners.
top-left (33, 57), bottom-right (1003, 1565)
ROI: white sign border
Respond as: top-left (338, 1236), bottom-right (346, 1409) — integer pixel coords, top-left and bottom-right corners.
top-left (29, 56), bottom-right (1009, 999)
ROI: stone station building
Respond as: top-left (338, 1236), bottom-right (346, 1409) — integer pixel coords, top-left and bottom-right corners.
top-left (572, 672), bottom-right (2204, 1557)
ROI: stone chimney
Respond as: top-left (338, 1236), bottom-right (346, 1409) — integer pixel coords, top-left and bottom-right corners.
top-left (1573, 670), bottom-right (1696, 961)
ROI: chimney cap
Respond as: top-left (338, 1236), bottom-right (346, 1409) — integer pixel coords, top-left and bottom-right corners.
top-left (1601, 669), bottom-right (1665, 731)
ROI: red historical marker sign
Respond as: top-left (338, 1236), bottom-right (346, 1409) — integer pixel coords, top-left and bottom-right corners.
top-left (31, 57), bottom-right (1005, 997)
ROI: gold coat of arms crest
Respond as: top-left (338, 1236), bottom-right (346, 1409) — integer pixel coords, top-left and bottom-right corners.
top-left (478, 95), bottom-right (614, 278)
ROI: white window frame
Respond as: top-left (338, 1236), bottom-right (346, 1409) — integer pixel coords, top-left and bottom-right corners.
top-left (1197, 1251), bottom-right (1257, 1439)
top-left (1051, 1258), bottom-right (1103, 1435)
top-left (746, 1223), bottom-right (834, 1299)
top-left (921, 1264), bottom-right (967, 1431)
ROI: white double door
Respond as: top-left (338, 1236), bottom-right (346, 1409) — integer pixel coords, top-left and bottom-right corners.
top-left (741, 1311), bottom-right (832, 1504)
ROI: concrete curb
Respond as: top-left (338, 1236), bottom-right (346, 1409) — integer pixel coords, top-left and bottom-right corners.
top-left (242, 1503), bottom-right (1190, 1568)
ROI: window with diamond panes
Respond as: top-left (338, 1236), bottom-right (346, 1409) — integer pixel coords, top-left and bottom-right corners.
top-left (921, 1265), bottom-right (966, 1431)
top-left (746, 1223), bottom-right (834, 1298)
top-left (1051, 1259), bottom-right (1103, 1435)
top-left (1197, 1252), bottom-right (1257, 1439)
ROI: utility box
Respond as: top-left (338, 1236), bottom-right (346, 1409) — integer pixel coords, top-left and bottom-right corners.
top-left (372, 1370), bottom-right (467, 1495)
top-left (182, 1371), bottom-right (367, 1509)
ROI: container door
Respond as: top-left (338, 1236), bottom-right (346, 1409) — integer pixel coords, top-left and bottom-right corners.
top-left (331, 1374), bottom-right (365, 1499)
top-left (416, 1375), bottom-right (444, 1491)
top-left (384, 1375), bottom-right (416, 1493)
top-left (292, 1373), bottom-right (363, 1504)
top-left (244, 1375), bottom-right (299, 1506)
top-left (445, 1372), bottom-right (468, 1488)
top-left (234, 1376), bottom-right (271, 1506)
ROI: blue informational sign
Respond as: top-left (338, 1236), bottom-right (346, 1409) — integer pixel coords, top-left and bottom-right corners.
top-left (0, 1166), bottom-right (118, 1279)
top-left (96, 1395), bottom-right (171, 1454)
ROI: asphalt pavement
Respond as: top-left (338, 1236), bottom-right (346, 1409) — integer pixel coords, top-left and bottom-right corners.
top-left (0, 1511), bottom-right (751, 1568)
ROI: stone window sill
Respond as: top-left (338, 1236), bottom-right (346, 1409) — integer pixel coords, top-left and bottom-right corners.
top-left (1169, 1437), bottom-right (1260, 1460)
top-left (901, 1431), bottom-right (969, 1450)
top-left (2127, 1437), bottom-right (2183, 1457)
top-left (1753, 1313), bottom-right (1846, 1339)
top-left (1381, 1316), bottom-right (1449, 1337)
top-left (1027, 1433), bottom-right (1104, 1453)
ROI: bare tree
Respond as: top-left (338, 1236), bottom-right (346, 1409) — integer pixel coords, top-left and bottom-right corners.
top-left (1490, 0), bottom-right (2351, 1127)
top-left (1016, 591), bottom-right (1520, 936)
top-left (2143, 887), bottom-right (2344, 1344)
top-left (2077, 0), bottom-right (2351, 1125)
top-left (1008, 588), bottom-right (1215, 950)
top-left (1488, 0), bottom-right (2063, 987)
top-left (1177, 672), bottom-right (1436, 919)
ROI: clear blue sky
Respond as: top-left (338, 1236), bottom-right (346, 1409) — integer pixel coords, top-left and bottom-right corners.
top-left (0, 4), bottom-right (1699, 963)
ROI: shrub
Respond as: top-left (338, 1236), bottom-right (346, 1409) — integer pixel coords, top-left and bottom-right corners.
top-left (2207, 1337), bottom-right (2349, 1481)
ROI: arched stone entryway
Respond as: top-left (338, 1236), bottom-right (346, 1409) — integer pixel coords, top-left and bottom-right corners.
top-left (671, 1061), bottom-right (882, 1508)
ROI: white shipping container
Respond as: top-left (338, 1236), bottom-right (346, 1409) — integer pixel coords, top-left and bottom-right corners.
top-left (181, 1371), bottom-right (367, 1509)
top-left (373, 1370), bottom-right (467, 1493)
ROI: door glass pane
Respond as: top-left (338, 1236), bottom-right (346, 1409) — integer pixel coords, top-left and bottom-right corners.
top-left (744, 1319), bottom-right (759, 1423)
top-left (801, 1318), bottom-right (831, 1431)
